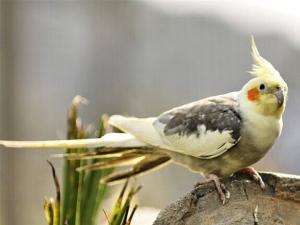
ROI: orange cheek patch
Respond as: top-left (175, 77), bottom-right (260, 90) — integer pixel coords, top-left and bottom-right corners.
top-left (247, 88), bottom-right (260, 101)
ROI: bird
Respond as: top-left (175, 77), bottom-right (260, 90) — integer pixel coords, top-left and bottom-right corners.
top-left (0, 37), bottom-right (288, 204)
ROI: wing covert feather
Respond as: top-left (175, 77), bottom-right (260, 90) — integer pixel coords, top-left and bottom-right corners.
top-left (109, 92), bottom-right (241, 159)
top-left (153, 92), bottom-right (241, 158)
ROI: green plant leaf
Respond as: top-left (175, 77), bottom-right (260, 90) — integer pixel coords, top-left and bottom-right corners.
top-left (80, 115), bottom-right (113, 225)
top-left (110, 181), bottom-right (141, 225)
top-left (61, 96), bottom-right (87, 225)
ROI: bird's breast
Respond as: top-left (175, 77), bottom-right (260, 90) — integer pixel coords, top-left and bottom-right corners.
top-left (241, 114), bottom-right (282, 152)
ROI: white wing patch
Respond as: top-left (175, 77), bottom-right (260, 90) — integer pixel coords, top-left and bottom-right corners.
top-left (155, 121), bottom-right (237, 159)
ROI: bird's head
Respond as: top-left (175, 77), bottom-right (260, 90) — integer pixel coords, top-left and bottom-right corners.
top-left (240, 37), bottom-right (288, 118)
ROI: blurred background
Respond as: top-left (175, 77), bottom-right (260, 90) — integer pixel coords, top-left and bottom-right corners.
top-left (1, 1), bottom-right (300, 224)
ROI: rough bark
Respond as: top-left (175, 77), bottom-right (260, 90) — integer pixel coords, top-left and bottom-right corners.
top-left (153, 172), bottom-right (300, 225)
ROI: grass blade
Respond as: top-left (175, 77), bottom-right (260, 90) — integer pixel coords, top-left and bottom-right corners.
top-left (80, 115), bottom-right (114, 225)
top-left (46, 160), bottom-right (61, 225)
top-left (126, 204), bottom-right (138, 225)
top-left (61, 96), bottom-right (87, 225)
top-left (44, 198), bottom-right (54, 225)
top-left (110, 182), bottom-right (141, 225)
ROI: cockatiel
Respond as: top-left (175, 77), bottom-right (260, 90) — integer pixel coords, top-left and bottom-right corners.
top-left (0, 37), bottom-right (288, 204)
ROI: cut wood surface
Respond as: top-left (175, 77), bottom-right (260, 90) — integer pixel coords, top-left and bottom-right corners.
top-left (153, 172), bottom-right (300, 225)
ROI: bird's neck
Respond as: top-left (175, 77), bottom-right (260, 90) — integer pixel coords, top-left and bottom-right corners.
top-left (238, 91), bottom-right (283, 149)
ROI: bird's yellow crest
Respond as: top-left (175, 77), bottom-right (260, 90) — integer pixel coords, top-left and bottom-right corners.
top-left (250, 36), bottom-right (282, 81)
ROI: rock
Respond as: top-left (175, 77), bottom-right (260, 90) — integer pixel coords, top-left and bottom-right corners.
top-left (153, 172), bottom-right (300, 225)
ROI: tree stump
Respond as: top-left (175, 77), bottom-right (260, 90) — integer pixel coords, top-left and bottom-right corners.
top-left (153, 172), bottom-right (300, 225)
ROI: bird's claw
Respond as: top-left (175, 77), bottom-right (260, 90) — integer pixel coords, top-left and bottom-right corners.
top-left (220, 183), bottom-right (231, 199)
top-left (194, 174), bottom-right (230, 205)
top-left (236, 167), bottom-right (265, 190)
top-left (253, 174), bottom-right (266, 190)
top-left (217, 179), bottom-right (230, 205)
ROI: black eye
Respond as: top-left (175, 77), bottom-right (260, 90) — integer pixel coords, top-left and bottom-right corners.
top-left (259, 84), bottom-right (266, 90)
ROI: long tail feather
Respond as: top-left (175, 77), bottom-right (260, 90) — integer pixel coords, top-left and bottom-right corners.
top-left (0, 133), bottom-right (146, 149)
top-left (52, 148), bottom-right (153, 160)
top-left (77, 153), bottom-right (145, 171)
top-left (0, 138), bottom-right (105, 149)
top-left (101, 154), bottom-right (171, 184)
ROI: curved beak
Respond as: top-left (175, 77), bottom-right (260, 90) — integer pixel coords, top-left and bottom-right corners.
top-left (274, 88), bottom-right (284, 107)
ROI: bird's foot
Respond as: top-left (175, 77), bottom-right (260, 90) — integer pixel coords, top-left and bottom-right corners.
top-left (235, 167), bottom-right (265, 190)
top-left (194, 174), bottom-right (230, 205)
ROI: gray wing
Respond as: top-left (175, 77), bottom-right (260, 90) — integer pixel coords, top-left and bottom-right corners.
top-left (153, 92), bottom-right (242, 159)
